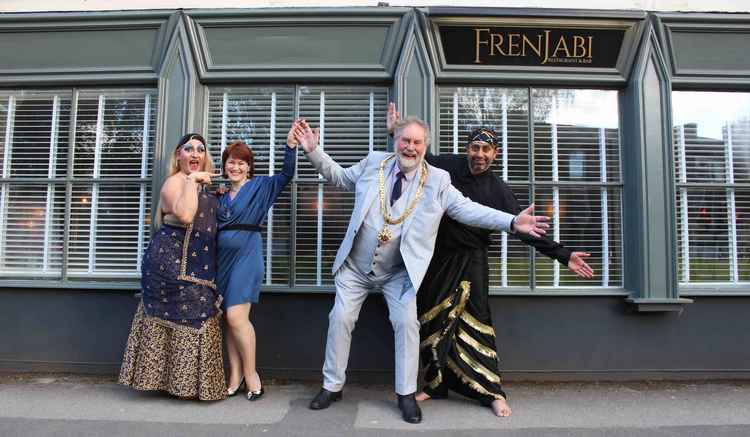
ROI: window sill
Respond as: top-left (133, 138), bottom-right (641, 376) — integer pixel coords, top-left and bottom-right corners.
top-left (0, 279), bottom-right (140, 291)
top-left (679, 284), bottom-right (750, 296)
top-left (257, 286), bottom-right (632, 296)
top-left (0, 283), bottom-right (634, 295)
top-left (488, 287), bottom-right (630, 296)
top-left (625, 297), bottom-right (693, 312)
top-left (680, 291), bottom-right (750, 297)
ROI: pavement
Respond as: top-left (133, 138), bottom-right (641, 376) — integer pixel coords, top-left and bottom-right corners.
top-left (1, 375), bottom-right (750, 436)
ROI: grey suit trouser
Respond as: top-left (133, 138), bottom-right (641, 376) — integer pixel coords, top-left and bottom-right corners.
top-left (322, 260), bottom-right (419, 395)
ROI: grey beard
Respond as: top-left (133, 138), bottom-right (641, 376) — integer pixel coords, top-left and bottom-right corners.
top-left (397, 154), bottom-right (421, 173)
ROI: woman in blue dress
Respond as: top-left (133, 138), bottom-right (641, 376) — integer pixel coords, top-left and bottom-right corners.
top-left (217, 123), bottom-right (298, 400)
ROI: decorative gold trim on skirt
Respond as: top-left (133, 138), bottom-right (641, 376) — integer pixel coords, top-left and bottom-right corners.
top-left (176, 274), bottom-right (217, 290)
top-left (420, 331), bottom-right (441, 349)
top-left (141, 307), bottom-right (213, 335)
top-left (426, 370), bottom-right (443, 389)
top-left (178, 223), bottom-right (217, 290)
top-left (419, 280), bottom-right (471, 324)
top-left (447, 281), bottom-right (471, 321)
top-left (460, 311), bottom-right (495, 337)
top-left (419, 294), bottom-right (454, 325)
top-left (446, 358), bottom-right (506, 401)
top-left (455, 343), bottom-right (501, 384)
top-left (457, 328), bottom-right (497, 359)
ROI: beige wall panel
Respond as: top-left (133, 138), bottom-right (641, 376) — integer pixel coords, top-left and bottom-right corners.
top-left (2, 0), bottom-right (749, 13)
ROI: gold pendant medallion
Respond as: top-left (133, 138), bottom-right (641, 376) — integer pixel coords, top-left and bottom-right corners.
top-left (375, 155), bottom-right (428, 244)
top-left (377, 226), bottom-right (393, 243)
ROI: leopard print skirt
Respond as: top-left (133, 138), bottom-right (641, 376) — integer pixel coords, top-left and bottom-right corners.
top-left (119, 301), bottom-right (227, 401)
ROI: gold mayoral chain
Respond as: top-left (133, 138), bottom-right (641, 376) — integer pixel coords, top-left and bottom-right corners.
top-left (376, 154), bottom-right (428, 243)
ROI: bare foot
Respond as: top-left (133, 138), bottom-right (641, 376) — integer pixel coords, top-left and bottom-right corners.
top-left (415, 391), bottom-right (431, 402)
top-left (491, 398), bottom-right (512, 417)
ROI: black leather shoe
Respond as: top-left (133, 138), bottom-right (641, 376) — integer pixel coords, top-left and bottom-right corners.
top-left (309, 388), bottom-right (342, 410)
top-left (397, 393), bottom-right (422, 424)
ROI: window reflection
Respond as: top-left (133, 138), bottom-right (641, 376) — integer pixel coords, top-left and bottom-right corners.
top-left (673, 91), bottom-right (750, 284)
top-left (439, 87), bottom-right (623, 290)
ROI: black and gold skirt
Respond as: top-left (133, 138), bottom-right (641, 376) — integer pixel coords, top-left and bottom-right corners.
top-left (418, 246), bottom-right (507, 405)
top-left (118, 301), bottom-right (227, 401)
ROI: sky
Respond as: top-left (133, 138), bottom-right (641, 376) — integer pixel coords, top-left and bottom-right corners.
top-left (672, 92), bottom-right (750, 140)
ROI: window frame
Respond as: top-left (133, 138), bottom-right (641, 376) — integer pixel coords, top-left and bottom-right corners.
top-left (205, 84), bottom-right (391, 292)
top-left (435, 84), bottom-right (627, 295)
top-left (1, 82), bottom-right (632, 294)
top-left (0, 86), bottom-right (158, 289)
top-left (671, 89), bottom-right (750, 292)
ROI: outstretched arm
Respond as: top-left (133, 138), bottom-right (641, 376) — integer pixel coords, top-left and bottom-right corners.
top-left (568, 252), bottom-right (594, 279)
top-left (500, 186), bottom-right (594, 279)
top-left (275, 119), bottom-right (299, 183)
top-left (439, 176), bottom-right (549, 236)
top-left (260, 125), bottom-right (299, 206)
top-left (512, 205), bottom-right (552, 238)
top-left (294, 119), bottom-right (367, 191)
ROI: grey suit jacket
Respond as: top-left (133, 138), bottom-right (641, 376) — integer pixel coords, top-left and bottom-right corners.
top-left (305, 149), bottom-right (515, 291)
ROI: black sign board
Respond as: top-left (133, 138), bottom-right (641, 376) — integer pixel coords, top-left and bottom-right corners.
top-left (440, 26), bottom-right (626, 68)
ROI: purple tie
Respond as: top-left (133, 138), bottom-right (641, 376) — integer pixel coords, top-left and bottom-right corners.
top-left (391, 171), bottom-right (404, 206)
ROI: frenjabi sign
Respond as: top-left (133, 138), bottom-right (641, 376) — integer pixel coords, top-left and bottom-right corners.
top-left (440, 26), bottom-right (626, 68)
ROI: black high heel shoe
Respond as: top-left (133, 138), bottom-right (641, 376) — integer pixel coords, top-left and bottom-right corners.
top-left (227, 377), bottom-right (246, 397)
top-left (247, 386), bottom-right (265, 401)
top-left (247, 375), bottom-right (265, 401)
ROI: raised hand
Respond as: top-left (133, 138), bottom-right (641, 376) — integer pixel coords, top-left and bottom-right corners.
top-left (511, 204), bottom-right (550, 238)
top-left (386, 102), bottom-right (400, 135)
top-left (287, 119), bottom-right (300, 149)
top-left (568, 252), bottom-right (595, 279)
top-left (294, 119), bottom-right (320, 154)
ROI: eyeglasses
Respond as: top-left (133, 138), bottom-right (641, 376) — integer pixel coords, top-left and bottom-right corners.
top-left (180, 143), bottom-right (206, 154)
top-left (468, 142), bottom-right (496, 154)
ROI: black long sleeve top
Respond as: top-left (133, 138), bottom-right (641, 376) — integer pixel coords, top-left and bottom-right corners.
top-left (426, 153), bottom-right (572, 266)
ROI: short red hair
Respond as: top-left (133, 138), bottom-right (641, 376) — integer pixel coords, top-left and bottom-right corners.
top-left (221, 141), bottom-right (255, 179)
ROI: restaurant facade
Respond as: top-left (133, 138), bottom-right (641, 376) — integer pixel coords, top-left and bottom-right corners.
top-left (1, 2), bottom-right (749, 380)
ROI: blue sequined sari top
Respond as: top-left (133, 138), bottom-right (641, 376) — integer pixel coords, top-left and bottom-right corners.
top-left (141, 191), bottom-right (220, 330)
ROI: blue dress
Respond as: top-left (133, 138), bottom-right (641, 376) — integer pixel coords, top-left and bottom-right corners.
top-left (217, 146), bottom-right (296, 308)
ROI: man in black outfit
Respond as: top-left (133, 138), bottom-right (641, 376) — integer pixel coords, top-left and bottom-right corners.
top-left (387, 103), bottom-right (594, 417)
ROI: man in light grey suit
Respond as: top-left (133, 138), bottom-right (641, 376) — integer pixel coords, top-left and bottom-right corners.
top-left (294, 117), bottom-right (548, 424)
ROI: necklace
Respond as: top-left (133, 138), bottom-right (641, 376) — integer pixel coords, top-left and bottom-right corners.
top-left (229, 181), bottom-right (247, 193)
top-left (376, 155), bottom-right (428, 243)
top-left (224, 181), bottom-right (245, 219)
